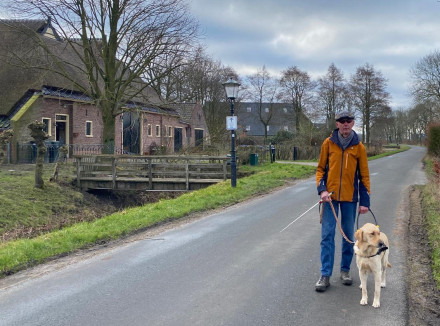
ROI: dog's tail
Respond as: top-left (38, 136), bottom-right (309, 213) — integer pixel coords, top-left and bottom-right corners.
top-left (387, 262), bottom-right (392, 268)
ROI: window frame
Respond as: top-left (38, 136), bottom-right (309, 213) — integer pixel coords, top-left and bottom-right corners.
top-left (85, 120), bottom-right (93, 137)
top-left (42, 117), bottom-right (52, 136)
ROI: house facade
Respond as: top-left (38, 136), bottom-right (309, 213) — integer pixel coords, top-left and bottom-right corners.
top-left (236, 102), bottom-right (297, 142)
top-left (0, 19), bottom-right (210, 162)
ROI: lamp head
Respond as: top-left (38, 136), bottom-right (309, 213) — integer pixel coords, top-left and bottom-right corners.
top-left (222, 77), bottom-right (240, 100)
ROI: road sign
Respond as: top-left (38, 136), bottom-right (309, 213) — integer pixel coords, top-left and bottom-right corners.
top-left (226, 116), bottom-right (237, 130)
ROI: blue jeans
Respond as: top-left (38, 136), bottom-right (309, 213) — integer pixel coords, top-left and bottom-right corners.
top-left (320, 201), bottom-right (357, 277)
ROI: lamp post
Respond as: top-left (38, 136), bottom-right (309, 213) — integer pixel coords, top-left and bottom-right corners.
top-left (222, 77), bottom-right (240, 188)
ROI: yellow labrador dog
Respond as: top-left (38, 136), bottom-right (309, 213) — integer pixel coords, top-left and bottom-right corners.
top-left (354, 223), bottom-right (392, 308)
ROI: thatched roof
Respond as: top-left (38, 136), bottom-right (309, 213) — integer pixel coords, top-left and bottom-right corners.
top-left (0, 18), bottom-right (167, 117)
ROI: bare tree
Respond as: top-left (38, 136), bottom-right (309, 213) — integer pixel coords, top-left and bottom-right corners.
top-left (410, 50), bottom-right (440, 104)
top-left (245, 65), bottom-right (278, 142)
top-left (370, 105), bottom-right (394, 143)
top-left (393, 109), bottom-right (410, 144)
top-left (349, 63), bottom-right (390, 145)
top-left (316, 63), bottom-right (349, 133)
top-left (279, 66), bottom-right (315, 135)
top-left (3, 0), bottom-right (199, 149)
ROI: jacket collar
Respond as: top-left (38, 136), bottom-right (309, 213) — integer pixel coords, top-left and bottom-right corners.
top-left (330, 129), bottom-right (360, 149)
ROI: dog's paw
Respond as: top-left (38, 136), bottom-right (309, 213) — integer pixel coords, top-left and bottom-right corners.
top-left (381, 282), bottom-right (386, 288)
top-left (359, 284), bottom-right (362, 290)
top-left (360, 298), bottom-right (368, 305)
top-left (372, 300), bottom-right (380, 308)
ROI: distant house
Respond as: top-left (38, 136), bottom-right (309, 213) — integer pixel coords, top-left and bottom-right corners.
top-left (170, 103), bottom-right (210, 151)
top-left (0, 18), bottom-right (209, 162)
top-left (236, 102), bottom-right (297, 142)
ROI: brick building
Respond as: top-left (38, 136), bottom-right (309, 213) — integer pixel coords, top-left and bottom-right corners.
top-left (0, 19), bottom-right (209, 162)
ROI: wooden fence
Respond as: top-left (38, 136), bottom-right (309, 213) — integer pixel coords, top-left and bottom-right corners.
top-left (75, 155), bottom-right (230, 191)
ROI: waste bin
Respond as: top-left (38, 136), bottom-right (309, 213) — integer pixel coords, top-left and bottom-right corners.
top-left (293, 146), bottom-right (298, 161)
top-left (250, 153), bottom-right (258, 166)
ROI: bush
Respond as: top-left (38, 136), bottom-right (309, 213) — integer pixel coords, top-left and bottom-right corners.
top-left (427, 123), bottom-right (440, 157)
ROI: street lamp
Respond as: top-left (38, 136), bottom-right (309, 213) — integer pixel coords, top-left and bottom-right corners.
top-left (222, 77), bottom-right (240, 187)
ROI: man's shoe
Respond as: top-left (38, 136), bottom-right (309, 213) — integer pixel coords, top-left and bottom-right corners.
top-left (340, 271), bottom-right (353, 285)
top-left (315, 276), bottom-right (330, 292)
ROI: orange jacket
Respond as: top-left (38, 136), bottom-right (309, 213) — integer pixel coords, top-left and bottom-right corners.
top-left (316, 130), bottom-right (370, 206)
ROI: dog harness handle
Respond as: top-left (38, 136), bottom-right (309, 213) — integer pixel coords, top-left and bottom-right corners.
top-left (356, 207), bottom-right (379, 230)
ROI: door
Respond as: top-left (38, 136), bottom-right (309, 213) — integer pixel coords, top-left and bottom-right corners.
top-left (195, 129), bottom-right (204, 147)
top-left (123, 111), bottom-right (140, 154)
top-left (174, 127), bottom-right (182, 153)
top-left (55, 114), bottom-right (68, 145)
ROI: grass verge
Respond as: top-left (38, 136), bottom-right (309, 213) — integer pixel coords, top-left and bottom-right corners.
top-left (422, 157), bottom-right (440, 289)
top-left (0, 163), bottom-right (316, 276)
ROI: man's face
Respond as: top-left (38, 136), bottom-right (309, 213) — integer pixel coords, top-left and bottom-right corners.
top-left (336, 118), bottom-right (354, 137)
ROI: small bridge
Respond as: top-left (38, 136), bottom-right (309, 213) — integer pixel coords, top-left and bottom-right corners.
top-left (75, 155), bottom-right (230, 191)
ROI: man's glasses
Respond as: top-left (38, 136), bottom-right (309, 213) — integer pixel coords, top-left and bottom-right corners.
top-left (337, 118), bottom-right (353, 124)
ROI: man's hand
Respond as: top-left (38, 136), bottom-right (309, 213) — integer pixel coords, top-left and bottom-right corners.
top-left (358, 206), bottom-right (369, 214)
top-left (320, 191), bottom-right (332, 202)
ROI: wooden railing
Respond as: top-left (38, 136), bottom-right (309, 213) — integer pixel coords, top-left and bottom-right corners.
top-left (75, 155), bottom-right (230, 191)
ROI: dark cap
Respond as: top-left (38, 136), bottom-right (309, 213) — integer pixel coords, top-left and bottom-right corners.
top-left (335, 111), bottom-right (354, 121)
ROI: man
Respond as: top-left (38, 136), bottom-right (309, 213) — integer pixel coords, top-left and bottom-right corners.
top-left (315, 111), bottom-right (371, 292)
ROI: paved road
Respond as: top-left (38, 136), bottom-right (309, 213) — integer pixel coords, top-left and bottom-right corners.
top-left (0, 146), bottom-right (427, 326)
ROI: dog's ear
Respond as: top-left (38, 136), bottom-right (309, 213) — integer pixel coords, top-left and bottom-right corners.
top-left (355, 229), bottom-right (363, 243)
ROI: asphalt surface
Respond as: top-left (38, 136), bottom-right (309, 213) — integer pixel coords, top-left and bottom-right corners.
top-left (0, 146), bottom-right (427, 326)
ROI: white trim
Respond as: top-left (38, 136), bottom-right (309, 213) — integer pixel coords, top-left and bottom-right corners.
top-left (85, 120), bottom-right (93, 137)
top-left (42, 117), bottom-right (52, 136)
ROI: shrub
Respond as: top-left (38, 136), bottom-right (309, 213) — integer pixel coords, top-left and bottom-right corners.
top-left (427, 123), bottom-right (440, 157)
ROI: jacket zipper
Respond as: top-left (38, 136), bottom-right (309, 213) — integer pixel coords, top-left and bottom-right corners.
top-left (338, 149), bottom-right (344, 201)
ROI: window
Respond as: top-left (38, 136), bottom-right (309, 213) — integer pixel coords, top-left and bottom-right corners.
top-left (246, 125), bottom-right (251, 131)
top-left (266, 125), bottom-right (270, 131)
top-left (56, 114), bottom-right (67, 121)
top-left (42, 118), bottom-right (51, 136)
top-left (284, 126), bottom-right (289, 131)
top-left (168, 126), bottom-right (172, 137)
top-left (265, 107), bottom-right (269, 113)
top-left (147, 124), bottom-right (152, 137)
top-left (155, 125), bottom-right (161, 137)
top-left (85, 121), bottom-right (93, 137)
top-left (247, 107), bottom-right (252, 112)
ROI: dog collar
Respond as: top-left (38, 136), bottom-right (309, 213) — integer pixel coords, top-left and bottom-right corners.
top-left (355, 245), bottom-right (388, 258)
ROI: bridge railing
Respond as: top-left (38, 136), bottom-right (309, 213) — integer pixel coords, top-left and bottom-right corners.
top-left (74, 155), bottom-right (230, 191)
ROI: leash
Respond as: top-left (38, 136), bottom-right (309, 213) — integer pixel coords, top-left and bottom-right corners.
top-left (327, 200), bottom-right (355, 244)
top-left (318, 192), bottom-right (354, 244)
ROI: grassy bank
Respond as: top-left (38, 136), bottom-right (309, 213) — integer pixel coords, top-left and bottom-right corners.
top-left (0, 162), bottom-right (316, 276)
top-left (422, 158), bottom-right (440, 289)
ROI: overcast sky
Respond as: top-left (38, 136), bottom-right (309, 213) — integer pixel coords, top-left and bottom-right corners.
top-left (189, 0), bottom-right (440, 109)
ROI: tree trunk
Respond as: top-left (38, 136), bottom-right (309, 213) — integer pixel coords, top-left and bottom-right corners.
top-left (28, 121), bottom-right (49, 189)
top-left (35, 145), bottom-right (46, 189)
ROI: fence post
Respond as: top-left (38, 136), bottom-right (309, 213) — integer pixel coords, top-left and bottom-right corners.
top-left (148, 157), bottom-right (153, 190)
top-left (185, 158), bottom-right (189, 190)
top-left (76, 157), bottom-right (81, 189)
top-left (223, 159), bottom-right (227, 180)
top-left (112, 157), bottom-right (117, 189)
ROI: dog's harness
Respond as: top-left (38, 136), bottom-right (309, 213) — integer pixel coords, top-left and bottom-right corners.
top-left (320, 201), bottom-right (387, 251)
top-left (354, 208), bottom-right (389, 258)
